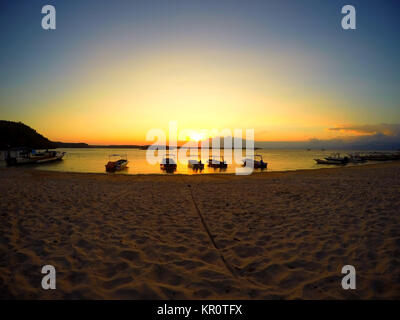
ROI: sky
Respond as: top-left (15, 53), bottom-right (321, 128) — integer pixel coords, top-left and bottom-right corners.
top-left (0, 0), bottom-right (399, 146)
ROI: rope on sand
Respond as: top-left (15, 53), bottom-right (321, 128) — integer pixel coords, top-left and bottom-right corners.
top-left (183, 178), bottom-right (238, 279)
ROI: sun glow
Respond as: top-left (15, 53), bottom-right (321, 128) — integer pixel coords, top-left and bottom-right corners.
top-left (189, 132), bottom-right (206, 142)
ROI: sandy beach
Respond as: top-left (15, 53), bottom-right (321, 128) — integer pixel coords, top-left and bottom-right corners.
top-left (1, 162), bottom-right (400, 299)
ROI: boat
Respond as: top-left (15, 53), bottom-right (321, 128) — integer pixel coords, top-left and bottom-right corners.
top-left (325, 153), bottom-right (349, 162)
top-left (105, 154), bottom-right (128, 172)
top-left (188, 157), bottom-right (204, 170)
top-left (242, 154), bottom-right (268, 169)
top-left (160, 153), bottom-right (177, 172)
top-left (324, 153), bottom-right (349, 163)
top-left (36, 150), bottom-right (66, 163)
top-left (314, 153), bottom-right (349, 165)
top-left (5, 148), bottom-right (39, 165)
top-left (314, 158), bottom-right (347, 165)
top-left (346, 153), bottom-right (365, 163)
top-left (360, 152), bottom-right (400, 161)
top-left (208, 155), bottom-right (227, 168)
top-left (5, 148), bottom-right (66, 166)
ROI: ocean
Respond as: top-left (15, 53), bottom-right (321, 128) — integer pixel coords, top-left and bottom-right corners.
top-left (7, 148), bottom-right (383, 175)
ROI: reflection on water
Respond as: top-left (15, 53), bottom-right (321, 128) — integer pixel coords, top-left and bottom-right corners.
top-left (27, 148), bottom-right (378, 175)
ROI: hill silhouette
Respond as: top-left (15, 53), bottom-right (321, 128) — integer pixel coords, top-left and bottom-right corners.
top-left (0, 120), bottom-right (58, 149)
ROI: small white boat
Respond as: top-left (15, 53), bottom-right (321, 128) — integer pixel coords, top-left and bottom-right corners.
top-left (105, 154), bottom-right (128, 172)
top-left (36, 151), bottom-right (66, 163)
top-left (188, 158), bottom-right (204, 170)
top-left (347, 153), bottom-right (365, 163)
top-left (324, 153), bottom-right (349, 163)
top-left (242, 154), bottom-right (267, 169)
top-left (160, 153), bottom-right (177, 172)
top-left (5, 148), bottom-right (66, 166)
top-left (208, 156), bottom-right (227, 168)
top-left (314, 158), bottom-right (347, 165)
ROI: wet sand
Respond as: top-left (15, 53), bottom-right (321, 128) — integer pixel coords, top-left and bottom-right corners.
top-left (1, 162), bottom-right (400, 299)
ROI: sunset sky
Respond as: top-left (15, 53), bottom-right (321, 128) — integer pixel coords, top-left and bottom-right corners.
top-left (1, 0), bottom-right (399, 145)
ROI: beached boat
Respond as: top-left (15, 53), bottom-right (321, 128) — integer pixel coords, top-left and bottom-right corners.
top-left (188, 158), bottom-right (204, 170)
top-left (5, 148), bottom-right (66, 166)
top-left (208, 156), bottom-right (227, 168)
top-left (160, 153), bottom-right (177, 172)
top-left (105, 154), bottom-right (128, 172)
top-left (242, 154), bottom-right (267, 169)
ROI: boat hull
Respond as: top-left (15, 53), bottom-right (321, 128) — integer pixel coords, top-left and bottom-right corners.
top-left (243, 160), bottom-right (267, 169)
top-left (6, 151), bottom-right (65, 166)
top-left (160, 164), bottom-right (177, 170)
top-left (105, 160), bottom-right (129, 172)
top-left (188, 163), bottom-right (204, 170)
top-left (188, 160), bottom-right (204, 170)
top-left (208, 162), bottom-right (227, 168)
top-left (36, 153), bottom-right (65, 163)
top-left (314, 159), bottom-right (346, 165)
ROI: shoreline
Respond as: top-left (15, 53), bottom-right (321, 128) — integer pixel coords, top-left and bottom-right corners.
top-left (1, 160), bottom-right (396, 180)
top-left (1, 161), bottom-right (400, 299)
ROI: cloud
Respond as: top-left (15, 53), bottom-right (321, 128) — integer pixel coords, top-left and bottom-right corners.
top-left (329, 123), bottom-right (400, 136)
top-left (255, 123), bottom-right (400, 150)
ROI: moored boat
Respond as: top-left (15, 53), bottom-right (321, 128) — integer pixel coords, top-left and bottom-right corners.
top-left (314, 158), bottom-right (347, 165)
top-left (242, 154), bottom-right (267, 169)
top-left (360, 152), bottom-right (400, 161)
top-left (36, 151), bottom-right (66, 163)
top-left (105, 154), bottom-right (129, 172)
top-left (160, 153), bottom-right (177, 172)
top-left (346, 153), bottom-right (365, 163)
top-left (208, 156), bottom-right (227, 168)
top-left (324, 153), bottom-right (349, 163)
top-left (188, 158), bottom-right (204, 170)
top-left (5, 148), bottom-right (66, 166)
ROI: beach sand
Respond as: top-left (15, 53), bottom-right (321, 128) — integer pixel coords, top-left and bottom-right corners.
top-left (1, 162), bottom-right (400, 299)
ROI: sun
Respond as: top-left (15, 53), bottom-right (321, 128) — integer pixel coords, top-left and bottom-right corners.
top-left (188, 131), bottom-right (206, 142)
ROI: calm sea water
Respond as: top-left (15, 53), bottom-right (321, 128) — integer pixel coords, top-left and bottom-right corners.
top-left (14, 148), bottom-right (380, 175)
